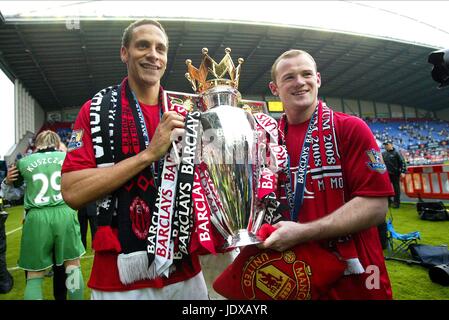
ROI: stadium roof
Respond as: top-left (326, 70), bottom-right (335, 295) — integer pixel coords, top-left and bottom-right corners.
top-left (0, 1), bottom-right (448, 112)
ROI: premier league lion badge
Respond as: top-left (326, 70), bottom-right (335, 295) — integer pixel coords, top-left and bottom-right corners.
top-left (366, 149), bottom-right (387, 174)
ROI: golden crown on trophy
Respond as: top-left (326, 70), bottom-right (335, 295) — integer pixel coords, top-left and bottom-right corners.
top-left (185, 47), bottom-right (244, 94)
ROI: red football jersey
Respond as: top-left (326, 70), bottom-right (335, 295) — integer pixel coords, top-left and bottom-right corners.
top-left (279, 110), bottom-right (394, 299)
top-left (62, 99), bottom-right (201, 291)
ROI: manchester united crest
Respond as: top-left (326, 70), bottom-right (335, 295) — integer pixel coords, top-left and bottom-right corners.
top-left (129, 196), bottom-right (151, 240)
top-left (241, 250), bottom-right (312, 300)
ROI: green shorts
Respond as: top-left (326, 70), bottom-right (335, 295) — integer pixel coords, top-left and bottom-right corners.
top-left (18, 204), bottom-right (86, 271)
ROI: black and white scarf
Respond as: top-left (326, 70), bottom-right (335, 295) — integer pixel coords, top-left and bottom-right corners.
top-left (90, 78), bottom-right (162, 284)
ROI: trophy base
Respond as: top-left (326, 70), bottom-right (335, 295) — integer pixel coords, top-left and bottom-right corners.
top-left (223, 229), bottom-right (262, 250)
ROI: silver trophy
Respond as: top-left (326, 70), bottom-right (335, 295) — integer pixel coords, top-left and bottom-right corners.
top-left (185, 48), bottom-right (266, 249)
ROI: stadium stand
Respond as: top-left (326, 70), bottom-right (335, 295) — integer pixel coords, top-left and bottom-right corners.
top-left (365, 118), bottom-right (449, 166)
top-left (24, 122), bottom-right (73, 155)
top-left (13, 117), bottom-right (449, 169)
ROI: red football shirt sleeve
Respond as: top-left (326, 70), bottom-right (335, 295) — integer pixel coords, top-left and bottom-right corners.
top-left (337, 115), bottom-right (394, 199)
top-left (62, 100), bottom-right (97, 173)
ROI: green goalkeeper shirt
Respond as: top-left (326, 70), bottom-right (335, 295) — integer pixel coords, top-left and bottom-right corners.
top-left (17, 150), bottom-right (66, 209)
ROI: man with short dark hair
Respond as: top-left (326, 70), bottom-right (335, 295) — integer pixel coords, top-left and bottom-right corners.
top-left (61, 19), bottom-right (207, 300)
top-left (382, 141), bottom-right (407, 208)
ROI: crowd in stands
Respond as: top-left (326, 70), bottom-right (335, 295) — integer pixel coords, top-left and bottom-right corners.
top-left (7, 117), bottom-right (449, 169)
top-left (24, 122), bottom-right (73, 156)
top-left (365, 118), bottom-right (449, 166)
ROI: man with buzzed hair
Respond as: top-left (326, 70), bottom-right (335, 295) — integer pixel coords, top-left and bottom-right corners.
top-left (61, 19), bottom-right (208, 300)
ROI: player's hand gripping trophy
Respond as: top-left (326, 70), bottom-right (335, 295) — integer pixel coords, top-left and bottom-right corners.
top-left (184, 48), bottom-right (286, 250)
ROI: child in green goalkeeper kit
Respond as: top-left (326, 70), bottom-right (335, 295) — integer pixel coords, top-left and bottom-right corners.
top-left (2, 130), bottom-right (85, 300)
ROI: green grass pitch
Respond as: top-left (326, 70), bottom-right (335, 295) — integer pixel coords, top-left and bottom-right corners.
top-left (1, 203), bottom-right (448, 300)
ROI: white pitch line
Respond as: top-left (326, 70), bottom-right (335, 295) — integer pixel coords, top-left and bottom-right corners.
top-left (6, 226), bottom-right (22, 236)
top-left (7, 255), bottom-right (94, 272)
top-left (7, 266), bottom-right (20, 271)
